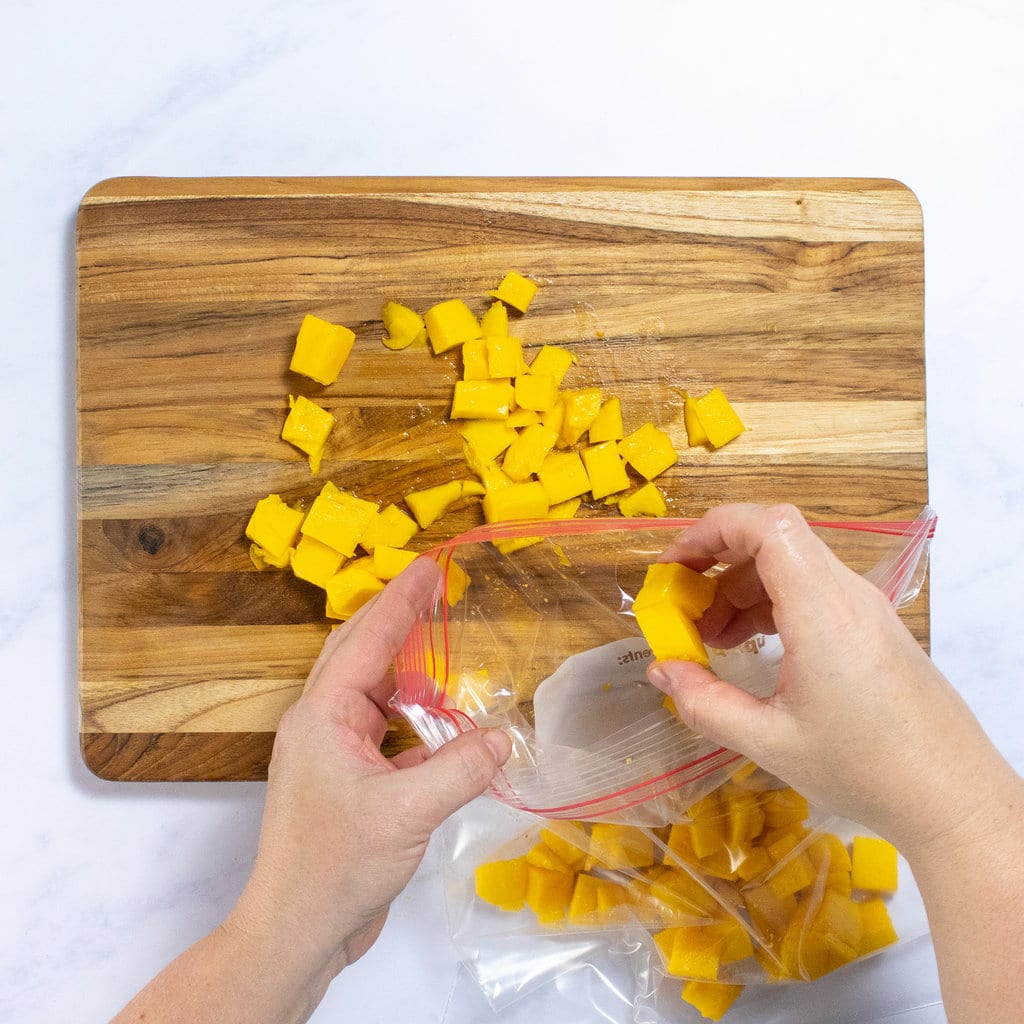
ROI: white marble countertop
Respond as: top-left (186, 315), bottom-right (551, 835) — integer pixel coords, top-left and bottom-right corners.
top-left (3, 1), bottom-right (1022, 1021)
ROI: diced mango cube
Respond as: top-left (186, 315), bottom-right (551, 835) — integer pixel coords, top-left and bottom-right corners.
top-left (514, 373), bottom-right (558, 412)
top-left (541, 397), bottom-right (566, 435)
top-left (290, 534), bottom-right (346, 589)
top-left (460, 419), bottom-right (518, 463)
top-left (450, 379), bottom-right (514, 420)
top-left (424, 298), bottom-right (482, 354)
top-left (858, 898), bottom-right (899, 955)
top-left (633, 563), bottom-right (718, 620)
top-left (289, 313), bottom-right (356, 385)
top-left (482, 481), bottom-right (549, 523)
top-left (372, 545), bottom-right (419, 580)
top-left (743, 884), bottom-right (797, 948)
top-left (649, 869), bottom-right (719, 918)
top-left (548, 496), bottom-right (583, 519)
top-left (582, 441), bottom-right (631, 499)
top-left (281, 394), bottom-right (335, 475)
top-left (487, 336), bottom-right (527, 378)
top-left (507, 408), bottom-right (540, 428)
top-left (684, 393), bottom-right (709, 447)
top-left (475, 856), bottom-right (529, 912)
top-left (441, 556), bottom-right (471, 606)
top-left (479, 299), bottom-right (509, 338)
top-left (681, 981), bottom-right (744, 1021)
top-left (537, 450), bottom-right (591, 505)
top-left (249, 542), bottom-right (290, 570)
top-left (588, 823), bottom-right (655, 870)
top-left (324, 563), bottom-right (385, 620)
top-left (761, 787), bottom-right (810, 828)
top-left (405, 480), bottom-right (477, 530)
top-left (529, 344), bottom-right (577, 386)
top-left (539, 823), bottom-right (589, 869)
top-left (245, 494), bottom-right (305, 564)
top-left (358, 503), bottom-right (419, 553)
top-left (618, 422), bottom-right (679, 480)
top-left (692, 388), bottom-right (745, 449)
top-left (559, 388), bottom-right (603, 446)
top-left (809, 889), bottom-right (863, 955)
top-left (488, 270), bottom-right (538, 313)
top-left (301, 482), bottom-right (379, 557)
top-left (767, 850), bottom-right (817, 898)
top-left (635, 601), bottom-right (710, 667)
top-left (502, 423), bottom-right (559, 482)
top-left (460, 337), bottom-right (491, 380)
top-left (663, 927), bottom-right (720, 981)
top-left (566, 873), bottom-right (600, 925)
top-left (588, 396), bottom-right (624, 443)
top-left (525, 864), bottom-right (574, 923)
top-left (526, 841), bottom-right (574, 875)
top-left (617, 482), bottom-right (668, 518)
top-left (381, 301), bottom-right (426, 350)
top-left (851, 836), bottom-right (899, 893)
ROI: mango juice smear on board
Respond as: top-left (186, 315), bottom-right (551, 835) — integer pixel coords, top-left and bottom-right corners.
top-left (246, 272), bottom-right (745, 623)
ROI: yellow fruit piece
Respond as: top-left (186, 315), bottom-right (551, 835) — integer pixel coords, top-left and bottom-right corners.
top-left (281, 394), bottom-right (335, 475)
top-left (594, 879), bottom-right (630, 919)
top-left (743, 883), bottom-right (797, 946)
top-left (514, 373), bottom-right (558, 412)
top-left (464, 445), bottom-right (516, 493)
top-left (635, 602), bottom-right (710, 667)
top-left (537, 450), bottom-right (591, 505)
top-left (618, 422), bottom-right (679, 480)
top-left (526, 841), bottom-right (574, 875)
top-left (588, 396), bottom-right (624, 443)
top-left (450, 379), bottom-right (514, 420)
top-left (460, 337), bottom-right (491, 380)
top-left (493, 535), bottom-right (543, 555)
top-left (424, 298), bottom-right (482, 354)
top-left (858, 897), bottom-right (899, 955)
top-left (488, 270), bottom-right (538, 313)
top-left (290, 535), bottom-right (346, 589)
top-left (541, 397), bottom-right (566, 436)
top-left (767, 850), bottom-right (818, 898)
top-left (245, 494), bottom-right (305, 564)
top-left (548, 496), bottom-right (582, 519)
top-left (588, 823), bottom-right (655, 870)
top-left (761, 787), bottom-right (810, 828)
top-left (649, 868), bottom-right (719, 917)
top-left (660, 926), bottom-right (721, 981)
top-left (381, 301), bottom-right (426, 350)
top-left (324, 562), bottom-right (386, 620)
top-left (850, 836), bottom-right (899, 893)
top-left (502, 423), bottom-right (559, 482)
top-left (482, 481), bottom-right (549, 523)
top-left (372, 545), bottom-right (418, 580)
top-left (289, 313), bottom-right (356, 385)
top-left (487, 336), bottom-right (527, 378)
top-left (566, 873), bottom-right (600, 925)
top-left (684, 394), bottom-right (709, 447)
top-left (442, 557), bottom-right (471, 606)
top-left (692, 388), bottom-right (745, 449)
top-left (405, 480), bottom-right (481, 530)
top-left (358, 503), bottom-right (419, 553)
top-left (301, 482), bottom-right (379, 557)
top-left (559, 388), bottom-right (603, 446)
top-left (479, 299), bottom-right (509, 338)
top-left (475, 856), bottom-right (528, 912)
top-left (525, 863), bottom-right (574, 923)
top-left (724, 790), bottom-right (765, 849)
top-left (539, 824), bottom-right (589, 869)
top-left (529, 344), bottom-right (577, 386)
top-left (460, 419), bottom-right (518, 463)
top-left (634, 562), bottom-right (718, 620)
top-left (507, 408), bottom-right (540, 428)
top-left (250, 542), bottom-right (291, 570)
top-left (735, 846), bottom-right (773, 882)
top-left (809, 889), bottom-right (863, 958)
top-left (582, 441), bottom-right (631, 499)
top-left (681, 981), bottom-right (744, 1021)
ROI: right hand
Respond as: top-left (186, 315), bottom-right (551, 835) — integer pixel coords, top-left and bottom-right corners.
top-left (646, 503), bottom-right (1009, 859)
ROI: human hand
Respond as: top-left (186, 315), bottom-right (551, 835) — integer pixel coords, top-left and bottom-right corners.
top-left (646, 503), bottom-right (1007, 859)
top-left (228, 556), bottom-right (511, 982)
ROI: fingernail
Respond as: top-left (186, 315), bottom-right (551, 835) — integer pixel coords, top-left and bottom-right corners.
top-left (647, 663), bottom-right (671, 690)
top-left (483, 729), bottom-right (512, 765)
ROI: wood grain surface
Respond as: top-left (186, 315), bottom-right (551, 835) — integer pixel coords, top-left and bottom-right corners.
top-left (77, 177), bottom-right (928, 781)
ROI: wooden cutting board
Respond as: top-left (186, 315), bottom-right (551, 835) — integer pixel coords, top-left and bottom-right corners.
top-left (77, 177), bottom-right (927, 781)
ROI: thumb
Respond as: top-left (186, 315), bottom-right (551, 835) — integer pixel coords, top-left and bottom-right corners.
top-left (400, 729), bottom-right (512, 831)
top-left (648, 661), bottom-right (778, 762)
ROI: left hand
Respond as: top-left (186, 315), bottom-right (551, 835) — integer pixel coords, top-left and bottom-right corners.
top-left (227, 556), bottom-right (511, 978)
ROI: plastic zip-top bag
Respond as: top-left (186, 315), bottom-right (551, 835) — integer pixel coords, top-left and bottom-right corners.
top-left (393, 509), bottom-right (936, 825)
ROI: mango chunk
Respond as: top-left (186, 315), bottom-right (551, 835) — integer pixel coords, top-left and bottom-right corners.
top-left (372, 545), bottom-right (419, 580)
top-left (525, 863), bottom-right (574, 923)
top-left (566, 873), bottom-right (601, 925)
top-left (858, 897), bottom-right (899, 955)
top-left (482, 481), bottom-right (549, 523)
top-left (488, 270), bottom-right (538, 313)
top-left (358, 503), bottom-right (419, 553)
top-left (324, 562), bottom-right (385, 620)
top-left (559, 388), bottom-right (604, 446)
top-left (381, 301), bottom-right (426, 350)
top-left (502, 423), bottom-right (559, 482)
top-left (290, 534), bottom-right (346, 589)
top-left (634, 563), bottom-right (718, 620)
top-left (460, 337), bottom-right (491, 380)
top-left (684, 393), bottom-right (709, 447)
top-left (767, 850), bottom-right (818, 898)
top-left (487, 336), bottom-right (527, 378)
top-left (514, 373), bottom-right (558, 412)
top-left (528, 344), bottom-right (576, 386)
top-left (582, 441), bottom-right (631, 499)
top-left (537, 450), bottom-right (591, 505)
top-left (539, 824), bottom-right (589, 870)
top-left (507, 407), bottom-right (541, 429)
top-left (618, 422), bottom-right (679, 480)
top-left (692, 388), bottom-right (745, 449)
top-left (460, 419), bottom-right (518, 463)
top-left (475, 856), bottom-right (529, 912)
top-left (851, 836), bottom-right (899, 893)
top-left (479, 299), bottom-right (509, 338)
top-left (450, 379), bottom-right (514, 420)
top-left (245, 493), bottom-right (305, 564)
top-left (424, 298), bottom-right (482, 354)
top-left (588, 823), bottom-right (655, 870)
top-left (658, 926), bottom-right (721, 981)
top-left (281, 394), bottom-right (335, 474)
top-left (405, 480), bottom-right (479, 530)
top-left (526, 841), bottom-right (574, 875)
top-left (588, 396), bottom-right (624, 443)
top-left (289, 313), bottom-right (356, 385)
top-left (635, 601), bottom-right (710, 667)
top-left (301, 482), bottom-right (379, 557)
top-left (681, 981), bottom-right (744, 1021)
